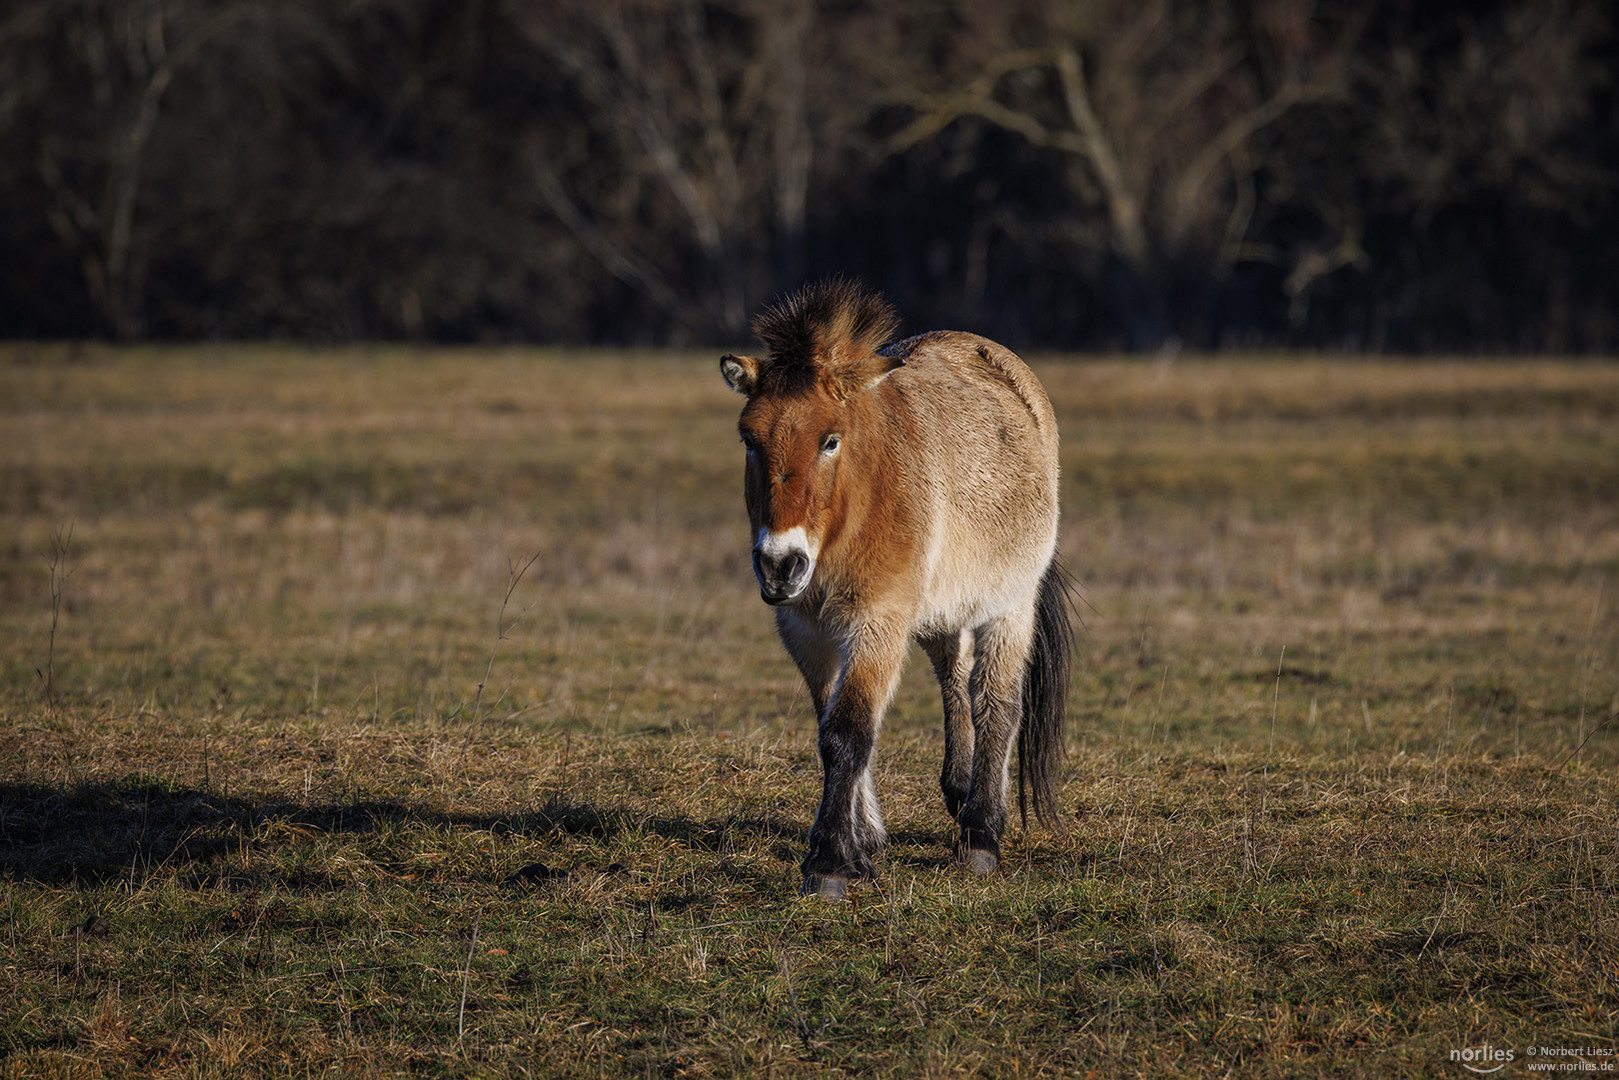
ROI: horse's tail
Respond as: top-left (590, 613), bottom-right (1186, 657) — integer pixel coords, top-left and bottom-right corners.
top-left (1018, 557), bottom-right (1075, 830)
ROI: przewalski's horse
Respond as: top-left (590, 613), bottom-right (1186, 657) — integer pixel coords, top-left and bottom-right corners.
top-left (720, 280), bottom-right (1072, 899)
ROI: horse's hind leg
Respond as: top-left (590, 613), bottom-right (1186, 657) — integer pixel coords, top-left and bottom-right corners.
top-left (800, 624), bottom-right (906, 897)
top-left (957, 605), bottom-right (1038, 874)
top-left (920, 628), bottom-right (975, 819)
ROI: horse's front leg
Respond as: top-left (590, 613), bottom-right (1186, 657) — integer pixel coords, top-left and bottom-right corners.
top-left (801, 624), bottom-right (907, 899)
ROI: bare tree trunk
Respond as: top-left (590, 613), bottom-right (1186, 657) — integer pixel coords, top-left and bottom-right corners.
top-left (507, 0), bottom-right (830, 338)
top-left (762, 0), bottom-right (814, 286)
top-left (882, 0), bottom-right (1354, 349)
top-left (34, 2), bottom-right (178, 340)
top-left (28, 0), bottom-right (262, 340)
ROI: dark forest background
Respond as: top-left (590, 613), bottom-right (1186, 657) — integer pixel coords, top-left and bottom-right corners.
top-left (1, 0), bottom-right (1614, 352)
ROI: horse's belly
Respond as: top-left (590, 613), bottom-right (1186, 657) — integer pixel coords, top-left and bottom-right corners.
top-left (914, 499), bottom-right (1056, 632)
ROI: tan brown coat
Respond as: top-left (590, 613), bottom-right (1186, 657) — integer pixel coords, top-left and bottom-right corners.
top-left (721, 280), bottom-right (1070, 898)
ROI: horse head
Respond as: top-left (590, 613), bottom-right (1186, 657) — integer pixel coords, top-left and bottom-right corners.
top-left (719, 280), bottom-right (904, 606)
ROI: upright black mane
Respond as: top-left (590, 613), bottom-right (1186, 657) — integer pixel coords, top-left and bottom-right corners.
top-left (751, 279), bottom-right (900, 371)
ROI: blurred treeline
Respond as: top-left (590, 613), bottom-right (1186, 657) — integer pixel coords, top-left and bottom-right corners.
top-left (1, 0), bottom-right (1613, 351)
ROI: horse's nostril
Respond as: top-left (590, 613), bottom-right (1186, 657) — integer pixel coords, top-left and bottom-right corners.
top-left (754, 546), bottom-right (810, 592)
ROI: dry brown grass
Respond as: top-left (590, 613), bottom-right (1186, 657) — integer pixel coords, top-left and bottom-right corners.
top-left (1, 345), bottom-right (1615, 1077)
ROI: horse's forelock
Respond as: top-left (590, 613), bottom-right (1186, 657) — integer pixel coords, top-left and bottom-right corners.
top-left (752, 280), bottom-right (900, 392)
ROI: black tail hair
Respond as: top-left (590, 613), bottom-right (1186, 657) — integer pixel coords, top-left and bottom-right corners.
top-left (1017, 558), bottom-right (1075, 829)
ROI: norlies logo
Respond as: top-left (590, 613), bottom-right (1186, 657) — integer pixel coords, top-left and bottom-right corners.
top-left (1452, 1044), bottom-right (1516, 1073)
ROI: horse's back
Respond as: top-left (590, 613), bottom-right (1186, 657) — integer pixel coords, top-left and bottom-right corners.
top-left (888, 331), bottom-right (1058, 451)
top-left (881, 331), bottom-right (1060, 628)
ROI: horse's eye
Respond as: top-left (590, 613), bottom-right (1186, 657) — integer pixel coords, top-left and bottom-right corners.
top-left (820, 434), bottom-right (841, 455)
top-left (741, 437), bottom-right (757, 455)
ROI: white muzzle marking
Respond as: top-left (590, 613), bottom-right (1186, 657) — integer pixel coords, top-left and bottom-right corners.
top-left (754, 526), bottom-right (816, 604)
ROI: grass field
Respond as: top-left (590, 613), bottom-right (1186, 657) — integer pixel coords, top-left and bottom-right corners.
top-left (2, 344), bottom-right (1616, 1078)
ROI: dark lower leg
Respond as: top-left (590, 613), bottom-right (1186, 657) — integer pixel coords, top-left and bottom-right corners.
top-left (922, 630), bottom-right (975, 819)
top-left (800, 633), bottom-right (904, 890)
top-left (803, 724), bottom-right (881, 882)
top-left (956, 615), bottom-right (1034, 871)
top-left (955, 708), bottom-right (1014, 867)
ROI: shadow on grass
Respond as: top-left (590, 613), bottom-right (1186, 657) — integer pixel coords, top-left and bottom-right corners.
top-left (0, 779), bottom-right (948, 886)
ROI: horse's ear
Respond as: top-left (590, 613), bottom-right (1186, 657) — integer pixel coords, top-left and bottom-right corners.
top-left (720, 354), bottom-right (759, 396)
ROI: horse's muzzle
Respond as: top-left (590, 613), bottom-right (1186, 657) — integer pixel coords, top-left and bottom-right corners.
top-left (753, 545), bottom-right (811, 605)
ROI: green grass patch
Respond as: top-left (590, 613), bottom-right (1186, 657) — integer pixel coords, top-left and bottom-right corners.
top-left (1, 347), bottom-right (1616, 1077)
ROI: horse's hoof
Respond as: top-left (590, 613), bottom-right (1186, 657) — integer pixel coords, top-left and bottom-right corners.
top-left (962, 849), bottom-right (997, 876)
top-left (801, 874), bottom-right (849, 901)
